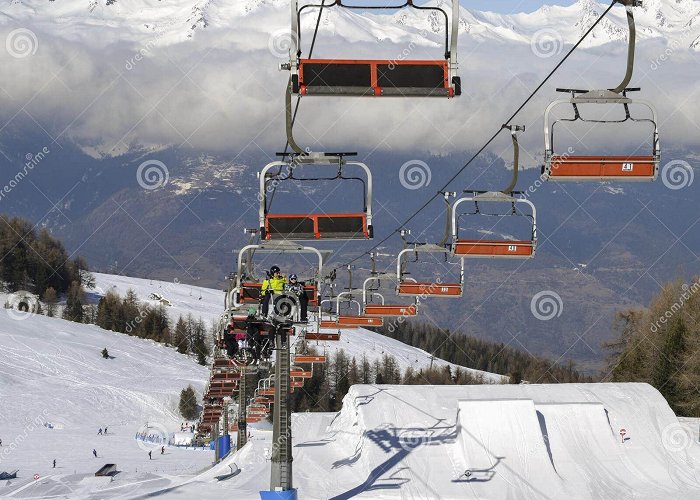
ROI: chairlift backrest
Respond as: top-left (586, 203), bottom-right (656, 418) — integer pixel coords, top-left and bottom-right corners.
top-left (259, 156), bottom-right (374, 240)
top-left (451, 192), bottom-right (537, 259)
top-left (289, 1), bottom-right (461, 97)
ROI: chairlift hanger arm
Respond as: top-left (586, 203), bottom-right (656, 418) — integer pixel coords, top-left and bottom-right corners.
top-left (501, 124), bottom-right (525, 195)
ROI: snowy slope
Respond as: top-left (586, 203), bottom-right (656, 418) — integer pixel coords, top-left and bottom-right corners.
top-left (29, 382), bottom-right (696, 499)
top-left (187, 383), bottom-right (700, 499)
top-left (93, 271), bottom-right (225, 324)
top-left (2, 304), bottom-right (699, 498)
top-left (92, 271), bottom-right (505, 381)
top-left (0, 310), bottom-right (212, 489)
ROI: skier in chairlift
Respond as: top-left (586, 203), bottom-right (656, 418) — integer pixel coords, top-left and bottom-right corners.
top-left (260, 265), bottom-right (286, 317)
top-left (284, 274), bottom-right (308, 322)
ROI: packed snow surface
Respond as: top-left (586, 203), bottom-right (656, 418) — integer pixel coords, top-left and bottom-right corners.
top-left (3, 278), bottom-right (700, 498)
top-left (0, 310), bottom-right (212, 497)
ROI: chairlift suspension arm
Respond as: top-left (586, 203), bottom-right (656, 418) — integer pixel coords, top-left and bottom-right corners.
top-left (612, 2), bottom-right (637, 94)
top-left (501, 124), bottom-right (524, 195)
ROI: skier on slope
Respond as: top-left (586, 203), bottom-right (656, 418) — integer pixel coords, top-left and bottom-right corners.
top-left (93, 449), bottom-right (97, 458)
top-left (98, 428), bottom-right (102, 435)
top-left (148, 450), bottom-right (152, 460)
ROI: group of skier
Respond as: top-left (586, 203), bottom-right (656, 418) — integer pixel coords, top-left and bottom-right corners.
top-left (225, 266), bottom-right (309, 364)
top-left (260, 266), bottom-right (308, 322)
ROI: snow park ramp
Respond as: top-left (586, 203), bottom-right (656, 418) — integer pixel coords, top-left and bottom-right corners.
top-left (536, 402), bottom-right (700, 498)
top-left (456, 398), bottom-right (566, 499)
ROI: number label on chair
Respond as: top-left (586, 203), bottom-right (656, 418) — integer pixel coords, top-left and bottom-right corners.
top-left (508, 245), bottom-right (518, 252)
top-left (622, 163), bottom-right (634, 171)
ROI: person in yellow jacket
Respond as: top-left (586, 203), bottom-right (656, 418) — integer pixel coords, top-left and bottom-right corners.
top-left (261, 265), bottom-right (286, 316)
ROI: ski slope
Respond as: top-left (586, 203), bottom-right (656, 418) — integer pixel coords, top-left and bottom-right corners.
top-left (0, 310), bottom-right (212, 493)
top-left (92, 272), bottom-right (505, 382)
top-left (1, 304), bottom-right (699, 498)
top-left (136, 384), bottom-right (700, 499)
top-left (20, 382), bottom-right (692, 499)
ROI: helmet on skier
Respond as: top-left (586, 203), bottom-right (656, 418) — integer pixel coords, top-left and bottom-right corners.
top-left (270, 265), bottom-right (281, 275)
top-left (289, 274), bottom-right (298, 281)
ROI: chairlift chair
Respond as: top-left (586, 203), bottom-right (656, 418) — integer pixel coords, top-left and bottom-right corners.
top-left (451, 125), bottom-right (537, 258)
top-left (362, 274), bottom-right (418, 317)
top-left (259, 153), bottom-right (373, 240)
top-left (288, 1), bottom-right (461, 98)
top-left (396, 217), bottom-right (464, 296)
top-left (319, 291), bottom-right (383, 328)
top-left (542, 1), bottom-right (659, 181)
top-left (451, 192), bottom-right (537, 258)
top-left (230, 242), bottom-right (327, 324)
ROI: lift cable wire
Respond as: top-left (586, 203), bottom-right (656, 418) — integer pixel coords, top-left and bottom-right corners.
top-left (335, 0), bottom-right (617, 271)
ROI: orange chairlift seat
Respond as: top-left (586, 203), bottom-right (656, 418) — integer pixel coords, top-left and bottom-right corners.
top-left (259, 154), bottom-right (373, 240)
top-left (289, 1), bottom-right (460, 98)
top-left (289, 368), bottom-right (313, 378)
top-left (362, 274), bottom-right (418, 317)
top-left (294, 355), bottom-right (327, 364)
top-left (305, 331), bottom-right (341, 341)
top-left (542, 2), bottom-right (659, 181)
top-left (396, 242), bottom-right (464, 298)
top-left (319, 291), bottom-right (384, 328)
top-left (451, 191), bottom-right (536, 259)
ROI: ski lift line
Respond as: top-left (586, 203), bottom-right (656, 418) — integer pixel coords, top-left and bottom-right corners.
top-left (336, 0), bottom-right (618, 270)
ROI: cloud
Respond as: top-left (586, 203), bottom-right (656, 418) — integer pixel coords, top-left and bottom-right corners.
top-left (0, 9), bottom-right (697, 163)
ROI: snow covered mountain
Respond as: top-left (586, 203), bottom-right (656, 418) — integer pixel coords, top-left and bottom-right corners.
top-left (4, 0), bottom-right (700, 48)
